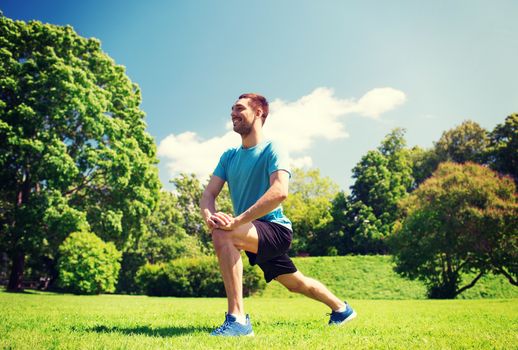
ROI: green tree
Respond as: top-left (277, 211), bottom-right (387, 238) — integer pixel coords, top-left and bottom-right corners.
top-left (351, 128), bottom-right (413, 221)
top-left (391, 162), bottom-right (517, 298)
top-left (408, 121), bottom-right (491, 188)
top-left (434, 120), bottom-right (489, 164)
top-left (172, 173), bottom-right (232, 252)
top-left (407, 146), bottom-right (439, 188)
top-left (0, 16), bottom-right (160, 291)
top-left (282, 168), bottom-right (339, 254)
top-left (487, 113), bottom-right (518, 182)
top-left (117, 190), bottom-right (203, 293)
top-left (142, 190), bottom-right (201, 263)
top-left (345, 129), bottom-right (413, 252)
top-left (311, 191), bottom-right (350, 256)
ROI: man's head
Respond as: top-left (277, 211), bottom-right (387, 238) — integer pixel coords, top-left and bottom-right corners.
top-left (231, 93), bottom-right (269, 135)
top-left (238, 93), bottom-right (269, 123)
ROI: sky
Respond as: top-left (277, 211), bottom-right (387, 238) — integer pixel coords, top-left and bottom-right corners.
top-left (2, 1), bottom-right (517, 191)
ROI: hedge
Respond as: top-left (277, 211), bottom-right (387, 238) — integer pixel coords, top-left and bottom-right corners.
top-left (136, 254), bottom-right (266, 297)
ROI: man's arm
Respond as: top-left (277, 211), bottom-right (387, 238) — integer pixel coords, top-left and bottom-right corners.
top-left (211, 170), bottom-right (289, 230)
top-left (200, 175), bottom-right (226, 231)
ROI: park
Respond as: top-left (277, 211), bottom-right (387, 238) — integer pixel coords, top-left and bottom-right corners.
top-left (0, 2), bottom-right (517, 349)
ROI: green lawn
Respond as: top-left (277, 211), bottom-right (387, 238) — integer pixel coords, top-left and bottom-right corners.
top-left (261, 255), bottom-right (518, 299)
top-left (1, 291), bottom-right (517, 349)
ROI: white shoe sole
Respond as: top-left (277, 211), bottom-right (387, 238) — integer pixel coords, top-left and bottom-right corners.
top-left (334, 310), bottom-right (357, 326)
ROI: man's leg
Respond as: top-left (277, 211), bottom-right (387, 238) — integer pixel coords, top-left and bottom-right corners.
top-left (274, 271), bottom-right (345, 311)
top-left (211, 223), bottom-right (259, 318)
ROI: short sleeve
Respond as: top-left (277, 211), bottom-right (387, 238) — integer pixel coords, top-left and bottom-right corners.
top-left (267, 142), bottom-right (291, 178)
top-left (213, 150), bottom-right (228, 181)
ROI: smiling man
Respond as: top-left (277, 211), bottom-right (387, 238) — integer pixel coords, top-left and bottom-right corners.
top-left (200, 93), bottom-right (356, 337)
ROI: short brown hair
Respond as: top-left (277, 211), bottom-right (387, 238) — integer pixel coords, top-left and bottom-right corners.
top-left (239, 93), bottom-right (269, 122)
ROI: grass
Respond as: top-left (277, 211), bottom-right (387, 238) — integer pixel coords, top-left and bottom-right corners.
top-left (260, 255), bottom-right (518, 299)
top-left (1, 290), bottom-right (517, 349)
top-left (2, 256), bottom-right (517, 348)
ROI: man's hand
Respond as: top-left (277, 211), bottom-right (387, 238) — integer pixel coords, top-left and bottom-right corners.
top-left (210, 212), bottom-right (240, 231)
top-left (204, 215), bottom-right (220, 231)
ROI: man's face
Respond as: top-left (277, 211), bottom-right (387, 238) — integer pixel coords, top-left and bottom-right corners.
top-left (231, 98), bottom-right (261, 135)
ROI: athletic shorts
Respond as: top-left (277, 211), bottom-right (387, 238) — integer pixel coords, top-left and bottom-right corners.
top-left (245, 220), bottom-right (298, 283)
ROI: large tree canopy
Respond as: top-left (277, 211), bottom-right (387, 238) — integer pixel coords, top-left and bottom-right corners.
top-left (391, 162), bottom-right (517, 298)
top-left (0, 16), bottom-right (160, 291)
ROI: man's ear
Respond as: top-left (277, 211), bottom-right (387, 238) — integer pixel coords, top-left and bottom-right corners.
top-left (255, 108), bottom-right (263, 118)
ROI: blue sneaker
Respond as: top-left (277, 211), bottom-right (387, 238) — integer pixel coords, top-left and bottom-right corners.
top-left (328, 302), bottom-right (357, 325)
top-left (210, 313), bottom-right (254, 337)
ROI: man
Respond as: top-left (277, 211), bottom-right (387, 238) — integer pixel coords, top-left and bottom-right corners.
top-left (200, 93), bottom-right (356, 337)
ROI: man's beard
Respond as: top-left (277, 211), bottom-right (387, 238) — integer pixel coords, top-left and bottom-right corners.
top-left (233, 121), bottom-right (253, 136)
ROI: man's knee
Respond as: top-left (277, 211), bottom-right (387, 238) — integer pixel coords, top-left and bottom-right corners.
top-left (212, 229), bottom-right (233, 252)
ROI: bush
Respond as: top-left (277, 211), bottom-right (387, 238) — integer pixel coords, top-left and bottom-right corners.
top-left (136, 254), bottom-right (266, 297)
top-left (57, 231), bottom-right (122, 294)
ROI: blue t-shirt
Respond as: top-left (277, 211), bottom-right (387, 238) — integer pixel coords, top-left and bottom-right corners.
top-left (213, 140), bottom-right (292, 230)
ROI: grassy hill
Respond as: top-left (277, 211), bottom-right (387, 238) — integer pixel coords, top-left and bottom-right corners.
top-left (258, 255), bottom-right (518, 299)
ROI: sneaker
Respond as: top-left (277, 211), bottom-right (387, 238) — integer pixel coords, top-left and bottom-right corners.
top-left (210, 313), bottom-right (254, 337)
top-left (328, 302), bottom-right (357, 325)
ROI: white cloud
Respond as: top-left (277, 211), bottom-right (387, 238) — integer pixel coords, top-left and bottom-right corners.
top-left (157, 131), bottom-right (239, 181)
top-left (157, 87), bottom-right (406, 182)
top-left (355, 87), bottom-right (407, 118)
top-left (289, 156), bottom-right (313, 169)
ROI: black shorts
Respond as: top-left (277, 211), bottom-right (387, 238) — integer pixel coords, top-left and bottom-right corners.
top-left (245, 220), bottom-right (297, 283)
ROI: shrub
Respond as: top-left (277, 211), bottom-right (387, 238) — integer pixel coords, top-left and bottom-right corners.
top-left (136, 254), bottom-right (266, 297)
top-left (58, 231), bottom-right (122, 294)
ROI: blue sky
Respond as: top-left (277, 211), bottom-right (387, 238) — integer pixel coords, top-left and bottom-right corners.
top-left (3, 1), bottom-right (517, 190)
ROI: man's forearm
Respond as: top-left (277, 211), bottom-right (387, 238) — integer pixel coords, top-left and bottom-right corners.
top-left (200, 192), bottom-right (217, 222)
top-left (235, 185), bottom-right (287, 225)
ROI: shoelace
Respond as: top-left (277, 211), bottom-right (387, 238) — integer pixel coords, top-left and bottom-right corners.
top-left (213, 318), bottom-right (231, 334)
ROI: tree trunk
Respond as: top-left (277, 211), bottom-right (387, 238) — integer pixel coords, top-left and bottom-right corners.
top-left (7, 172), bottom-right (31, 292)
top-left (7, 250), bottom-right (25, 292)
top-left (497, 267), bottom-right (517, 286)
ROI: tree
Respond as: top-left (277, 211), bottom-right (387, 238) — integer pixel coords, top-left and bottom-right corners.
top-left (434, 120), bottom-right (489, 164)
top-left (141, 190), bottom-right (202, 263)
top-left (323, 193), bottom-right (387, 255)
top-left (0, 16), bottom-right (160, 291)
top-left (391, 162), bottom-right (517, 298)
top-left (282, 168), bottom-right (339, 255)
top-left (345, 129), bottom-right (414, 252)
top-left (407, 146), bottom-right (439, 188)
top-left (311, 191), bottom-right (350, 256)
top-left (487, 113), bottom-right (518, 182)
top-left (351, 128), bottom-right (413, 221)
top-left (117, 190), bottom-right (203, 293)
top-left (172, 173), bottom-right (232, 253)
top-left (408, 121), bottom-right (491, 188)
